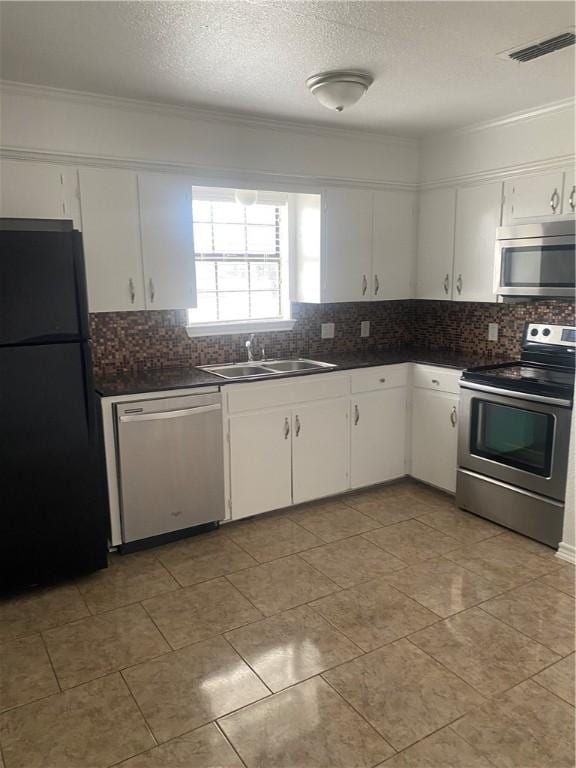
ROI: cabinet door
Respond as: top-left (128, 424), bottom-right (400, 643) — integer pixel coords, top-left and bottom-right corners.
top-left (323, 188), bottom-right (373, 302)
top-left (292, 398), bottom-right (349, 504)
top-left (79, 168), bottom-right (145, 312)
top-left (453, 182), bottom-right (502, 303)
top-left (416, 187), bottom-right (456, 300)
top-left (350, 388), bottom-right (407, 490)
top-left (138, 174), bottom-right (197, 310)
top-left (411, 389), bottom-right (459, 493)
top-left (562, 167), bottom-right (575, 216)
top-left (503, 170), bottom-right (565, 223)
top-left (372, 190), bottom-right (416, 300)
top-left (229, 409), bottom-right (292, 520)
top-left (0, 159), bottom-right (80, 225)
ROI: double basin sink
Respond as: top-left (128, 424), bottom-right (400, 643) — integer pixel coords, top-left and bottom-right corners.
top-left (200, 358), bottom-right (336, 380)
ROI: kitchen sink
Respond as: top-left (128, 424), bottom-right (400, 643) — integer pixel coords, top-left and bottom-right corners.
top-left (200, 359), bottom-right (337, 380)
top-left (201, 364), bottom-right (276, 379)
top-left (264, 360), bottom-right (330, 372)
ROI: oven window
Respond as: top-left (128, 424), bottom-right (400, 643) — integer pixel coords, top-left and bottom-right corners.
top-left (471, 400), bottom-right (554, 476)
top-left (501, 244), bottom-right (575, 288)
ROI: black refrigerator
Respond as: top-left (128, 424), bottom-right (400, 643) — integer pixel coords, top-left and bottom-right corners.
top-left (0, 219), bottom-right (108, 591)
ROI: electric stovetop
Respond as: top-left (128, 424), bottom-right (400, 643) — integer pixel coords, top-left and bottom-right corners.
top-left (461, 322), bottom-right (575, 401)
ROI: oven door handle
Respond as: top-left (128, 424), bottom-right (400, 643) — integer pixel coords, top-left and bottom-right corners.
top-left (459, 381), bottom-right (572, 408)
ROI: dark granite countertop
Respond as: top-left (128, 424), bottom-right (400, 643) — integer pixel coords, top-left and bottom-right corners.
top-left (95, 348), bottom-right (509, 397)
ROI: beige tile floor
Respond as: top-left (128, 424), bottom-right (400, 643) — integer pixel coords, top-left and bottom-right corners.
top-left (0, 478), bottom-right (574, 768)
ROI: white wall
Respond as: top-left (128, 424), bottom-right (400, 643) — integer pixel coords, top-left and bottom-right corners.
top-left (420, 101), bottom-right (575, 184)
top-left (0, 83), bottom-right (418, 187)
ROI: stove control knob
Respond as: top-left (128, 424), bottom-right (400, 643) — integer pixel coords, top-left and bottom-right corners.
top-left (543, 328), bottom-right (551, 336)
top-left (530, 328), bottom-right (539, 337)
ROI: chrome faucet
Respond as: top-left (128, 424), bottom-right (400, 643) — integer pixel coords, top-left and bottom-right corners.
top-left (246, 334), bottom-right (265, 362)
top-left (245, 334), bottom-right (256, 362)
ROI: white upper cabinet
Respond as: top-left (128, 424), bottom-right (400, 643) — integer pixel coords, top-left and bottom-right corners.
top-left (502, 169), bottom-right (569, 223)
top-left (296, 187), bottom-right (416, 303)
top-left (79, 168), bottom-right (145, 312)
top-left (323, 188), bottom-right (373, 302)
top-left (138, 174), bottom-right (197, 310)
top-left (416, 187), bottom-right (456, 300)
top-left (564, 167), bottom-right (575, 216)
top-left (453, 182), bottom-right (503, 303)
top-left (0, 159), bottom-right (81, 227)
top-left (372, 190), bottom-right (416, 300)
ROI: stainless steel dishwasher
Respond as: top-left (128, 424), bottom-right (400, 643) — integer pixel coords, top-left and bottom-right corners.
top-left (115, 388), bottom-right (224, 548)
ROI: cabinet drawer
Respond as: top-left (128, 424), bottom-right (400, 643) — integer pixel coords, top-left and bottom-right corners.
top-left (226, 373), bottom-right (349, 413)
top-left (412, 364), bottom-right (462, 395)
top-left (350, 364), bottom-right (408, 393)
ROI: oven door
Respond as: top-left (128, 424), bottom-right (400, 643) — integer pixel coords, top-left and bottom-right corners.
top-left (458, 383), bottom-right (572, 500)
top-left (494, 236), bottom-right (575, 298)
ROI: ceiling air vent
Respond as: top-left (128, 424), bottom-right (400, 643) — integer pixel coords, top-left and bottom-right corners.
top-left (499, 29), bottom-right (575, 62)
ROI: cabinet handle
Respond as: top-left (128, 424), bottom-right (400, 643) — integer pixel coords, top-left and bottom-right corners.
top-left (456, 274), bottom-right (463, 295)
top-left (295, 414), bottom-right (301, 437)
top-left (128, 278), bottom-right (135, 304)
top-left (431, 379), bottom-right (440, 385)
top-left (379, 377), bottom-right (386, 384)
top-left (361, 274), bottom-right (368, 296)
top-left (374, 274), bottom-right (380, 296)
top-left (550, 188), bottom-right (560, 213)
top-left (353, 404), bottom-right (360, 426)
top-left (570, 185), bottom-right (575, 212)
top-left (443, 273), bottom-right (450, 294)
top-left (283, 417), bottom-right (290, 440)
top-left (450, 406), bottom-right (458, 428)
top-left (149, 278), bottom-right (155, 303)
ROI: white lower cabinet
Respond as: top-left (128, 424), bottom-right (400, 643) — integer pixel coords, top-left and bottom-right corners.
top-left (228, 408), bottom-right (292, 520)
top-left (411, 388), bottom-right (459, 493)
top-left (291, 398), bottom-right (349, 504)
top-left (350, 388), bottom-right (407, 489)
top-left (226, 363), bottom-right (459, 520)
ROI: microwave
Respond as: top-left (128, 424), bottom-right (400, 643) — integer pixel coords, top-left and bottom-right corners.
top-left (495, 220), bottom-right (575, 299)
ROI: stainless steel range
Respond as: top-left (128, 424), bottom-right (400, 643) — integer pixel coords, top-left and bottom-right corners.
top-left (456, 323), bottom-right (575, 548)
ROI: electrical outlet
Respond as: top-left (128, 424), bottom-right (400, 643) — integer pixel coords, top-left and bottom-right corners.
top-left (321, 322), bottom-right (335, 339)
top-left (360, 320), bottom-right (370, 338)
top-left (488, 322), bottom-right (499, 342)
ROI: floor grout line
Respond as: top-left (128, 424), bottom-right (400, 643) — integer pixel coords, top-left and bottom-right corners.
top-left (214, 720), bottom-right (248, 768)
top-left (319, 672), bottom-right (398, 755)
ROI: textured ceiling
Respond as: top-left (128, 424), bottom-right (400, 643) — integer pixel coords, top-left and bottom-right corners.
top-left (0, 1), bottom-right (574, 136)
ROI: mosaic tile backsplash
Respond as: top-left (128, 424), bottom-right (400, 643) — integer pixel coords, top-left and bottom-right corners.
top-left (89, 299), bottom-right (575, 378)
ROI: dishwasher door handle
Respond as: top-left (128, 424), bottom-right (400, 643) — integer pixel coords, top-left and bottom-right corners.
top-left (119, 403), bottom-right (221, 423)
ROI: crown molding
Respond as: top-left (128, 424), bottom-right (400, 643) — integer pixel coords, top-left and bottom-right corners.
top-left (0, 146), bottom-right (418, 191)
top-left (0, 79), bottom-right (417, 148)
top-left (420, 154), bottom-right (575, 190)
top-left (2, 146), bottom-right (573, 192)
top-left (425, 97), bottom-right (575, 141)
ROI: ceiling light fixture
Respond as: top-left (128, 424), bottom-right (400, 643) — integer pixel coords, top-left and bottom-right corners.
top-left (306, 70), bottom-right (373, 112)
top-left (234, 189), bottom-right (258, 206)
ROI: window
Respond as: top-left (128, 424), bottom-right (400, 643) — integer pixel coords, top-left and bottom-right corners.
top-left (188, 186), bottom-right (292, 333)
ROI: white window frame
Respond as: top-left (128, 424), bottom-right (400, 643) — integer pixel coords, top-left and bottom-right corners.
top-left (186, 185), bottom-right (296, 337)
